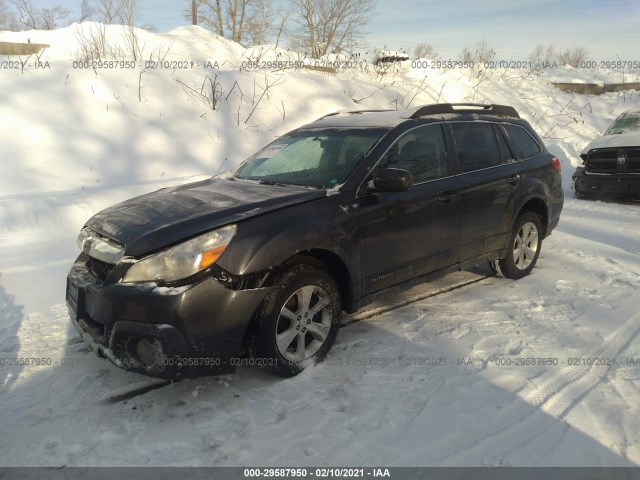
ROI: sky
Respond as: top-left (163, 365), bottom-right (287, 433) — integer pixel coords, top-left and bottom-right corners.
top-left (12, 0), bottom-right (640, 61)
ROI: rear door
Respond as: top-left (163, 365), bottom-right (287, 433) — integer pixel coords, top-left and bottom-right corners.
top-left (450, 122), bottom-right (521, 262)
top-left (355, 123), bottom-right (461, 294)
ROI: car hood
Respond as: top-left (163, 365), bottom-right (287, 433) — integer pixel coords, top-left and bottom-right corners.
top-left (581, 131), bottom-right (640, 155)
top-left (85, 178), bottom-right (326, 257)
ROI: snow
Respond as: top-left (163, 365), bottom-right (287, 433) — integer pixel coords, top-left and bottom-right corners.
top-left (581, 131), bottom-right (640, 154)
top-left (1, 23), bottom-right (640, 468)
top-left (310, 109), bottom-right (412, 127)
top-left (152, 286), bottom-right (190, 296)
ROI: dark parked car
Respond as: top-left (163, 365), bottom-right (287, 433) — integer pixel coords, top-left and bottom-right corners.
top-left (67, 103), bottom-right (564, 378)
top-left (573, 109), bottom-right (640, 198)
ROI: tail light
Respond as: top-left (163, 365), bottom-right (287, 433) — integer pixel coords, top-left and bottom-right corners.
top-left (551, 156), bottom-right (561, 173)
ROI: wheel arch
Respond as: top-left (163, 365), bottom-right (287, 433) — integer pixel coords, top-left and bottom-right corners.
top-left (291, 249), bottom-right (354, 313)
top-left (515, 195), bottom-right (549, 237)
top-left (259, 249), bottom-right (354, 314)
top-left (239, 248), bottom-right (355, 355)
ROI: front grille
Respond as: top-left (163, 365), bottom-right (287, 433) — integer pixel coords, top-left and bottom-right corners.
top-left (628, 159), bottom-right (640, 173)
top-left (586, 147), bottom-right (640, 174)
top-left (587, 158), bottom-right (617, 173)
top-left (589, 150), bottom-right (617, 160)
top-left (627, 148), bottom-right (640, 173)
top-left (86, 257), bottom-right (115, 282)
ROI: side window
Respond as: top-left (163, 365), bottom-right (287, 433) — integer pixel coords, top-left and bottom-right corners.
top-left (495, 125), bottom-right (515, 163)
top-left (503, 124), bottom-right (542, 160)
top-left (451, 123), bottom-right (501, 173)
top-left (377, 124), bottom-right (448, 183)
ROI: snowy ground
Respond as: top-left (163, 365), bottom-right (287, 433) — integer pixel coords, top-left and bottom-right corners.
top-left (1, 24), bottom-right (640, 467)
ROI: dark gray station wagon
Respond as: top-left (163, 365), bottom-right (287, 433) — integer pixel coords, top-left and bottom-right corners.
top-left (67, 103), bottom-right (564, 378)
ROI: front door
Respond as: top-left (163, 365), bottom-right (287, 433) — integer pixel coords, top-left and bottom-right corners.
top-left (355, 124), bottom-right (461, 294)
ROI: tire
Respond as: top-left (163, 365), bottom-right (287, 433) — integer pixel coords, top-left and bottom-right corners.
top-left (250, 264), bottom-right (341, 377)
top-left (496, 212), bottom-right (543, 280)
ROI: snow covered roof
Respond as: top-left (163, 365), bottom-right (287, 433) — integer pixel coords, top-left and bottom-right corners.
top-left (303, 104), bottom-right (521, 128)
top-left (304, 109), bottom-right (407, 128)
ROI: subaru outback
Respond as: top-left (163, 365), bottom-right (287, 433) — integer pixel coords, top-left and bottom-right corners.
top-left (67, 103), bottom-right (564, 378)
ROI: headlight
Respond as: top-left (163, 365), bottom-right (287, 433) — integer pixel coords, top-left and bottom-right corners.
top-left (121, 225), bottom-right (237, 283)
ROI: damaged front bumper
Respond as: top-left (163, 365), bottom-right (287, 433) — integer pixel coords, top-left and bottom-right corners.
top-left (573, 167), bottom-right (640, 198)
top-left (66, 256), bottom-right (272, 379)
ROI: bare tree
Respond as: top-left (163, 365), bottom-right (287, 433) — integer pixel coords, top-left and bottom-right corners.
top-left (115, 0), bottom-right (136, 26)
top-left (214, 0), bottom-right (223, 36)
top-left (241, 0), bottom-right (270, 44)
top-left (78, 0), bottom-right (97, 22)
top-left (115, 0), bottom-right (141, 59)
top-left (413, 42), bottom-right (437, 60)
top-left (191, 0), bottom-right (271, 46)
top-left (90, 0), bottom-right (141, 58)
top-left (459, 37), bottom-right (495, 63)
top-left (528, 44), bottom-right (555, 68)
top-left (12, 0), bottom-right (70, 29)
top-left (96, 0), bottom-right (117, 23)
top-left (191, 0), bottom-right (197, 24)
top-left (556, 46), bottom-right (589, 68)
top-left (274, 10), bottom-right (287, 48)
top-left (75, 22), bottom-right (108, 60)
top-left (40, 5), bottom-right (71, 29)
top-left (0, 0), bottom-right (19, 29)
top-left (287, 0), bottom-right (375, 58)
top-left (12, 0), bottom-right (38, 29)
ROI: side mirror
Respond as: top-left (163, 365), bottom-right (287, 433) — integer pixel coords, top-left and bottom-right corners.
top-left (372, 168), bottom-right (413, 192)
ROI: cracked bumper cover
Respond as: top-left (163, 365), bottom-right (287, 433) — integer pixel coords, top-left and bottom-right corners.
top-left (66, 258), bottom-right (272, 378)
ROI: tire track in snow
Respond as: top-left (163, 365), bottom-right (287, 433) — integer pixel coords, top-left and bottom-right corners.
top-left (529, 312), bottom-right (640, 418)
top-left (422, 311), bottom-right (640, 464)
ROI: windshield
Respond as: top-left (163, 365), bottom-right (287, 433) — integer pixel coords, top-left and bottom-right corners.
top-left (605, 112), bottom-right (640, 135)
top-left (234, 128), bottom-right (387, 188)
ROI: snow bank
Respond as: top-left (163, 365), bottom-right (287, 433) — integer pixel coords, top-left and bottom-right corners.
top-left (1, 23), bottom-right (640, 468)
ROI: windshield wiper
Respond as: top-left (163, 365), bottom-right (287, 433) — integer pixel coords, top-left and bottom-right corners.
top-left (255, 179), bottom-right (302, 188)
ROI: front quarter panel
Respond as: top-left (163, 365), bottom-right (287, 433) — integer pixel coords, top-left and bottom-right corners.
top-left (217, 194), bottom-right (356, 279)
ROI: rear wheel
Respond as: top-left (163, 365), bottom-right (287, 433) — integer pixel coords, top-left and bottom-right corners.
top-left (250, 264), bottom-right (341, 377)
top-left (496, 212), bottom-right (543, 280)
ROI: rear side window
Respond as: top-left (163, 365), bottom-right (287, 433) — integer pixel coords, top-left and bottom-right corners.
top-left (503, 124), bottom-right (542, 160)
top-left (495, 125), bottom-right (514, 163)
top-left (451, 123), bottom-right (501, 173)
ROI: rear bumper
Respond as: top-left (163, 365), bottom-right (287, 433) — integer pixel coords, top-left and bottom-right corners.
top-left (67, 256), bottom-right (272, 378)
top-left (573, 168), bottom-right (640, 197)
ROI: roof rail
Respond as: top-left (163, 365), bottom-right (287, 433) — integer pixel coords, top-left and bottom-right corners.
top-left (315, 109), bottom-right (395, 121)
top-left (402, 103), bottom-right (520, 119)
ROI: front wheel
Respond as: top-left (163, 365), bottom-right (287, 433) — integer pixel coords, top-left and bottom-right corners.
top-left (250, 264), bottom-right (341, 377)
top-left (495, 212), bottom-right (543, 280)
